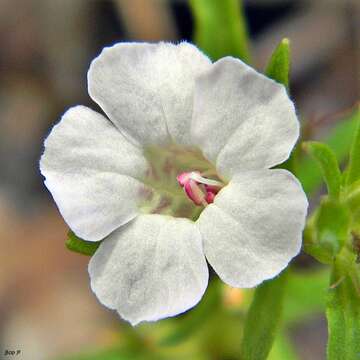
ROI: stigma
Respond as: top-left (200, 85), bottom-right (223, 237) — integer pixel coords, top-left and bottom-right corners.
top-left (177, 171), bottom-right (223, 206)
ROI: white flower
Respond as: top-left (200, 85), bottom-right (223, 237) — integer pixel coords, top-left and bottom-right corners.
top-left (40, 42), bottom-right (308, 325)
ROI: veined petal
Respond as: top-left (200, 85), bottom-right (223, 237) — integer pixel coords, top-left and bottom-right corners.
top-left (40, 106), bottom-right (148, 241)
top-left (191, 57), bottom-right (299, 179)
top-left (197, 169), bottom-right (307, 288)
top-left (88, 214), bottom-right (209, 325)
top-left (88, 42), bottom-right (211, 147)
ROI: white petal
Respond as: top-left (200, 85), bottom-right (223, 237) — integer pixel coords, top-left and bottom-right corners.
top-left (88, 41), bottom-right (211, 147)
top-left (197, 169), bottom-right (308, 288)
top-left (40, 106), bottom-right (148, 241)
top-left (191, 57), bottom-right (299, 179)
top-left (88, 214), bottom-right (209, 325)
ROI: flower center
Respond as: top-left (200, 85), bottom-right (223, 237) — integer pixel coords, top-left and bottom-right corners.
top-left (140, 144), bottom-right (225, 220)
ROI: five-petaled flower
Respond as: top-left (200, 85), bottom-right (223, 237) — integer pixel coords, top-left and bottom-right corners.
top-left (40, 41), bottom-right (308, 325)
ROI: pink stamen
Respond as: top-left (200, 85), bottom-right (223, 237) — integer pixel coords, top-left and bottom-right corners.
top-left (205, 191), bottom-right (216, 204)
top-left (184, 179), bottom-right (206, 206)
top-left (177, 171), bottom-right (223, 206)
top-left (177, 171), bottom-right (200, 186)
top-left (204, 184), bottom-right (220, 195)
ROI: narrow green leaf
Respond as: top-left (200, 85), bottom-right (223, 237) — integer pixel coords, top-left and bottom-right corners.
top-left (268, 333), bottom-right (299, 360)
top-left (345, 179), bottom-right (360, 219)
top-left (346, 105), bottom-right (360, 186)
top-left (66, 231), bottom-right (100, 256)
top-left (265, 38), bottom-right (290, 89)
top-left (304, 199), bottom-right (350, 263)
top-left (316, 199), bottom-right (350, 256)
top-left (326, 261), bottom-right (360, 360)
top-left (298, 110), bottom-right (359, 194)
top-left (241, 272), bottom-right (287, 360)
top-left (189, 0), bottom-right (251, 63)
top-left (304, 244), bottom-right (333, 265)
top-left (266, 38), bottom-right (295, 173)
top-left (302, 141), bottom-right (342, 200)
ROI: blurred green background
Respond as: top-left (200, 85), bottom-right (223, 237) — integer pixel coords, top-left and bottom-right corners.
top-left (0, 1), bottom-right (359, 359)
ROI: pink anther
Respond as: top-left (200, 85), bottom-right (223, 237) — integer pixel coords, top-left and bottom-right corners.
top-left (177, 171), bottom-right (223, 206)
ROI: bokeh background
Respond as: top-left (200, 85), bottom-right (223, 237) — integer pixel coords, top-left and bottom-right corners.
top-left (0, 0), bottom-right (359, 359)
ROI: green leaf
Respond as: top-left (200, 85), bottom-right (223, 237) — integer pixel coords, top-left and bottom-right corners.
top-left (304, 199), bottom-right (350, 263)
top-left (268, 333), bottom-right (299, 360)
top-left (326, 261), bottom-right (360, 360)
top-left (189, 0), bottom-right (251, 63)
top-left (241, 271), bottom-right (287, 360)
top-left (302, 141), bottom-right (342, 200)
top-left (345, 179), bottom-right (360, 220)
top-left (298, 110), bottom-right (359, 194)
top-left (266, 38), bottom-right (297, 173)
top-left (265, 38), bottom-right (290, 89)
top-left (317, 199), bottom-right (350, 255)
top-left (66, 231), bottom-right (100, 256)
top-left (346, 105), bottom-right (360, 186)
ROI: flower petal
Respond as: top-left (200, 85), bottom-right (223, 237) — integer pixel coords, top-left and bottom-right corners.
top-left (191, 57), bottom-right (299, 178)
top-left (88, 42), bottom-right (211, 147)
top-left (88, 214), bottom-right (209, 325)
top-left (197, 169), bottom-right (307, 288)
top-left (40, 106), bottom-right (148, 241)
